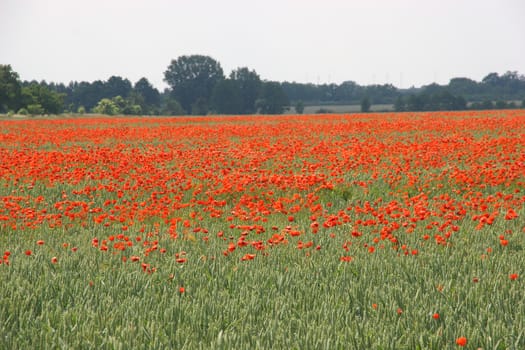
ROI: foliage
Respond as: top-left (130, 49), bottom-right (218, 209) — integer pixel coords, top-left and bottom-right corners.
top-left (164, 55), bottom-right (224, 113)
top-left (21, 82), bottom-right (65, 114)
top-left (92, 96), bottom-right (142, 116)
top-left (26, 104), bottom-right (45, 116)
top-left (230, 67), bottom-right (262, 114)
top-left (211, 79), bottom-right (242, 114)
top-left (161, 96), bottom-right (185, 116)
top-left (191, 97), bottom-right (208, 115)
top-left (256, 81), bottom-right (289, 114)
top-left (92, 98), bottom-right (119, 115)
top-left (3, 63), bottom-right (525, 115)
top-left (16, 107), bottom-right (28, 115)
top-left (105, 76), bottom-right (132, 99)
top-left (134, 78), bottom-right (160, 114)
top-left (395, 90), bottom-right (466, 112)
top-left (0, 64), bottom-right (22, 113)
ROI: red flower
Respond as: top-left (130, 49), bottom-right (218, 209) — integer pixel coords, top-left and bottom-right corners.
top-left (36, 240), bottom-right (44, 245)
top-left (241, 253), bottom-right (256, 261)
top-left (51, 256), bottom-right (58, 264)
top-left (455, 337), bottom-right (467, 346)
top-left (25, 250), bottom-right (32, 256)
top-left (509, 273), bottom-right (519, 281)
top-left (432, 313), bottom-right (440, 319)
top-left (179, 286), bottom-right (185, 294)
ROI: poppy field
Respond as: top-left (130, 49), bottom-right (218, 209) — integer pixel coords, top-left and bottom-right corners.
top-left (1, 111), bottom-right (524, 349)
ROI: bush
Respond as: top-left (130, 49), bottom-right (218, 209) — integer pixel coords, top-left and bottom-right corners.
top-left (17, 108), bottom-right (28, 115)
top-left (92, 98), bottom-right (119, 115)
top-left (27, 104), bottom-right (45, 116)
top-left (77, 106), bottom-right (86, 115)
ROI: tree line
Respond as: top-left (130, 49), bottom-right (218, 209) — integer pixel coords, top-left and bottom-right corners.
top-left (2, 57), bottom-right (525, 116)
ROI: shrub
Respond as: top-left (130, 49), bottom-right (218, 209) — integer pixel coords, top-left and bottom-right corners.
top-left (27, 104), bottom-right (45, 116)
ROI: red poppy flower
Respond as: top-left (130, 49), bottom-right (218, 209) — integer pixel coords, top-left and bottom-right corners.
top-left (455, 337), bottom-right (467, 346)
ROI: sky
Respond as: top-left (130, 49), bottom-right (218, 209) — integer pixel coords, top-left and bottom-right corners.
top-left (1, 0), bottom-right (524, 90)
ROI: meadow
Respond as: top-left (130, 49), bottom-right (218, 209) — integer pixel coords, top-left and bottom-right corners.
top-left (0, 111), bottom-right (524, 349)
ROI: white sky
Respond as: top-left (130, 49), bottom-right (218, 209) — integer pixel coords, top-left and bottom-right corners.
top-left (1, 0), bottom-right (524, 89)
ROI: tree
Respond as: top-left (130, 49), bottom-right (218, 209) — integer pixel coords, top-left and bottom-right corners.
top-left (230, 67), bottom-right (262, 114)
top-left (211, 79), bottom-right (242, 114)
top-left (256, 82), bottom-right (289, 114)
top-left (21, 82), bottom-right (64, 114)
top-left (0, 64), bottom-right (22, 113)
top-left (191, 97), bottom-right (208, 115)
top-left (295, 100), bottom-right (304, 114)
top-left (360, 97), bottom-right (371, 112)
top-left (394, 96), bottom-right (406, 112)
top-left (482, 72), bottom-right (501, 86)
top-left (162, 96), bottom-right (185, 116)
top-left (105, 76), bottom-right (132, 98)
top-left (134, 78), bottom-right (160, 112)
top-left (164, 55), bottom-right (224, 113)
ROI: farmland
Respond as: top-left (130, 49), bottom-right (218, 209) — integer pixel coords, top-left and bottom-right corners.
top-left (0, 111), bottom-right (524, 349)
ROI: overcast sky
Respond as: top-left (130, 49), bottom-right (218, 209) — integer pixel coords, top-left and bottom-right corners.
top-left (1, 0), bottom-right (524, 89)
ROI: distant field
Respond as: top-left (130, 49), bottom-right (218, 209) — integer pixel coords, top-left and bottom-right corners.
top-left (0, 111), bottom-right (524, 349)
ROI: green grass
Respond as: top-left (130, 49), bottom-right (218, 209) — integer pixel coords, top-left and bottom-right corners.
top-left (1, 213), bottom-right (523, 349)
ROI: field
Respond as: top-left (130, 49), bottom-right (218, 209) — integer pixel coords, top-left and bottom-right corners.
top-left (0, 111), bottom-right (524, 349)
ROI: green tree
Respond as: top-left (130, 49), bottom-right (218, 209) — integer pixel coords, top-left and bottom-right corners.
top-left (162, 96), bottom-right (185, 116)
top-left (394, 96), bottom-right (406, 112)
top-left (105, 76), bottom-right (132, 98)
top-left (21, 83), bottom-right (64, 114)
top-left (295, 100), bottom-right (304, 114)
top-left (230, 67), bottom-right (262, 114)
top-left (360, 97), bottom-right (371, 112)
top-left (0, 64), bottom-right (22, 113)
top-left (164, 55), bottom-right (224, 113)
top-left (92, 98), bottom-right (119, 115)
top-left (134, 78), bottom-right (160, 113)
top-left (211, 79), bottom-right (242, 114)
top-left (191, 97), bottom-right (208, 115)
top-left (256, 82), bottom-right (289, 114)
